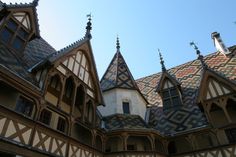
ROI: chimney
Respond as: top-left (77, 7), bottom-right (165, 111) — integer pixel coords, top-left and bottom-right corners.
top-left (211, 32), bottom-right (230, 55)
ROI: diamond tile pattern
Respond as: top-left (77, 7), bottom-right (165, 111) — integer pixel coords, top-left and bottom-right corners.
top-left (137, 46), bottom-right (236, 135)
top-left (104, 114), bottom-right (149, 130)
top-left (100, 52), bottom-right (139, 91)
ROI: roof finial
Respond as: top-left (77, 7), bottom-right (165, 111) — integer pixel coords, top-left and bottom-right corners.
top-left (32, 0), bottom-right (39, 6)
top-left (158, 49), bottom-right (166, 72)
top-left (85, 13), bottom-right (92, 39)
top-left (116, 36), bottom-right (120, 52)
top-left (190, 42), bottom-right (207, 68)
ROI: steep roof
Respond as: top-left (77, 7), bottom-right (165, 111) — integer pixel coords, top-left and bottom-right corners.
top-left (103, 114), bottom-right (150, 131)
top-left (0, 37), bottom-right (56, 85)
top-left (100, 51), bottom-right (139, 91)
top-left (100, 39), bottom-right (140, 92)
top-left (136, 46), bottom-right (236, 135)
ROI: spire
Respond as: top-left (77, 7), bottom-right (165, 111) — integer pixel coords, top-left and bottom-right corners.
top-left (100, 45), bottom-right (139, 92)
top-left (158, 49), bottom-right (166, 72)
top-left (32, 0), bottom-right (39, 6)
top-left (190, 42), bottom-right (207, 68)
top-left (85, 14), bottom-right (92, 39)
top-left (116, 36), bottom-right (120, 52)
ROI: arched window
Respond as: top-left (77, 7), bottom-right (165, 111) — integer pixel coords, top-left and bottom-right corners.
top-left (161, 79), bottom-right (182, 111)
top-left (48, 74), bottom-right (61, 96)
top-left (86, 100), bottom-right (94, 123)
top-left (226, 98), bottom-right (236, 122)
top-left (63, 77), bottom-right (74, 104)
top-left (72, 123), bottom-right (92, 146)
top-left (74, 85), bottom-right (85, 118)
top-left (127, 136), bottom-right (152, 151)
top-left (95, 135), bottom-right (103, 151)
top-left (39, 109), bottom-right (52, 126)
top-left (105, 136), bottom-right (123, 152)
top-left (209, 103), bottom-right (228, 127)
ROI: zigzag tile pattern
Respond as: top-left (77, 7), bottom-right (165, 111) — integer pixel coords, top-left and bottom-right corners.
top-left (100, 52), bottom-right (139, 91)
top-left (136, 47), bottom-right (236, 135)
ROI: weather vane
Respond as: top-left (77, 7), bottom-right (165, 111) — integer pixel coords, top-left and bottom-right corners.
top-left (87, 13), bottom-right (92, 21)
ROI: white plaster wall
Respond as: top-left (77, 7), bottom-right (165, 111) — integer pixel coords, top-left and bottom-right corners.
top-left (98, 88), bottom-right (147, 119)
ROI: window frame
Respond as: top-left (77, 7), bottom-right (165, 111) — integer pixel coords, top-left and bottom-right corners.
top-left (39, 109), bottom-right (52, 126)
top-left (161, 79), bottom-right (182, 111)
top-left (57, 117), bottom-right (66, 133)
top-left (0, 15), bottom-right (31, 52)
top-left (15, 95), bottom-right (34, 117)
top-left (122, 101), bottom-right (130, 114)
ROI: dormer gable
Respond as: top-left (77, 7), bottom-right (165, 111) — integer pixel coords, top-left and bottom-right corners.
top-left (0, 1), bottom-right (40, 52)
top-left (48, 40), bottom-right (104, 106)
top-left (156, 72), bottom-right (182, 111)
top-left (197, 69), bottom-right (236, 102)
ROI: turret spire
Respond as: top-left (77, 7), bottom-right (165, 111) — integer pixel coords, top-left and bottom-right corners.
top-left (116, 36), bottom-right (120, 52)
top-left (85, 14), bottom-right (92, 39)
top-left (158, 49), bottom-right (166, 72)
top-left (190, 42), bottom-right (207, 68)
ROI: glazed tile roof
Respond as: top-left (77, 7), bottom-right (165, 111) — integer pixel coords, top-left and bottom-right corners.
top-left (100, 51), bottom-right (140, 92)
top-left (136, 46), bottom-right (236, 135)
top-left (103, 114), bottom-right (150, 131)
top-left (0, 37), bottom-right (56, 85)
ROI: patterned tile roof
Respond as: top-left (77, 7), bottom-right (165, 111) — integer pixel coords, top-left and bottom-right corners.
top-left (136, 46), bottom-right (236, 135)
top-left (103, 114), bottom-right (150, 131)
top-left (0, 37), bottom-right (56, 85)
top-left (100, 51), bottom-right (140, 92)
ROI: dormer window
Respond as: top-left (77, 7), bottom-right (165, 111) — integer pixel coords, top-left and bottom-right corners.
top-left (0, 13), bottom-right (31, 52)
top-left (161, 79), bottom-right (182, 111)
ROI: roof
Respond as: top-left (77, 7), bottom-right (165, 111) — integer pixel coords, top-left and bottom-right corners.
top-left (103, 114), bottom-right (150, 131)
top-left (136, 46), bottom-right (236, 135)
top-left (0, 37), bottom-right (56, 85)
top-left (100, 51), bottom-right (140, 92)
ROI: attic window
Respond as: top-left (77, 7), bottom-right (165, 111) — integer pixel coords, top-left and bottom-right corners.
top-left (161, 79), bottom-right (182, 111)
top-left (0, 17), bottom-right (30, 51)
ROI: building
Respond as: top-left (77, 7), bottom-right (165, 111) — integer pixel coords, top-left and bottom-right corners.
top-left (0, 1), bottom-right (235, 157)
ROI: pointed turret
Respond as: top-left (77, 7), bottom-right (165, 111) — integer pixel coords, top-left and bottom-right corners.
top-left (99, 38), bottom-right (148, 119)
top-left (100, 38), bottom-right (139, 92)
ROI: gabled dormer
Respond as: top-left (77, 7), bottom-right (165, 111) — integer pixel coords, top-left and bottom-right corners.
top-left (0, 0), bottom-right (40, 52)
top-left (191, 42), bottom-right (236, 128)
top-left (156, 52), bottom-right (182, 111)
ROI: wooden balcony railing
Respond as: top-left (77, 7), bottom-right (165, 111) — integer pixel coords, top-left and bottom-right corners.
top-left (0, 106), bottom-right (103, 157)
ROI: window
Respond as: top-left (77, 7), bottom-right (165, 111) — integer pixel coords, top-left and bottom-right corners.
top-left (64, 77), bottom-right (74, 99)
top-left (49, 75), bottom-right (61, 91)
top-left (0, 18), bottom-right (30, 51)
top-left (15, 96), bottom-right (34, 117)
top-left (57, 117), bottom-right (66, 132)
top-left (123, 102), bottom-right (130, 114)
top-left (162, 87), bottom-right (182, 110)
top-left (225, 128), bottom-right (236, 143)
top-left (39, 109), bottom-right (52, 125)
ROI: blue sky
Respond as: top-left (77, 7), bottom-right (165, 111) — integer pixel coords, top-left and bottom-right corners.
top-left (3, 0), bottom-right (236, 79)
